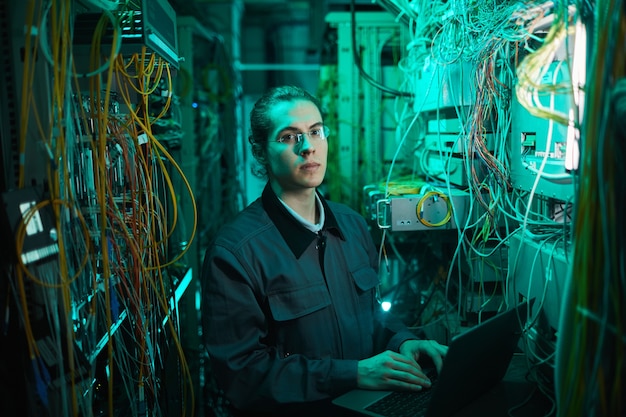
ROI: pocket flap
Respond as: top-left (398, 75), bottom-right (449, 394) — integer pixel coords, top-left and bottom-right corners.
top-left (351, 267), bottom-right (379, 292)
top-left (268, 283), bottom-right (331, 321)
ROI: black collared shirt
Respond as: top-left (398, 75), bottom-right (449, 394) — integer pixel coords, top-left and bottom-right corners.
top-left (262, 183), bottom-right (345, 259)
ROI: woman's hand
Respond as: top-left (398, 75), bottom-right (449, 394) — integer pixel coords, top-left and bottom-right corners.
top-left (399, 339), bottom-right (448, 374)
top-left (357, 350), bottom-right (432, 391)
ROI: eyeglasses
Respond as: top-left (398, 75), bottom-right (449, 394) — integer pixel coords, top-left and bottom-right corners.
top-left (275, 125), bottom-right (330, 146)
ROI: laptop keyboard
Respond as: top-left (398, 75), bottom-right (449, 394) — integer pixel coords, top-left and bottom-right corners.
top-left (364, 370), bottom-right (438, 417)
top-left (364, 389), bottom-right (432, 417)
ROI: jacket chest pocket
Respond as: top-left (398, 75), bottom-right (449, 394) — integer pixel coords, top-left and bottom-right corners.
top-left (351, 267), bottom-right (380, 321)
top-left (267, 282), bottom-right (333, 357)
top-left (351, 267), bottom-right (379, 297)
top-left (267, 282), bottom-right (331, 321)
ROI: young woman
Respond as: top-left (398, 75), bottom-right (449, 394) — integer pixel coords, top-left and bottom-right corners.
top-left (201, 85), bottom-right (447, 416)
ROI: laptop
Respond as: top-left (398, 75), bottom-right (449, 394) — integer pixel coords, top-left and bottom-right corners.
top-left (332, 300), bottom-right (531, 417)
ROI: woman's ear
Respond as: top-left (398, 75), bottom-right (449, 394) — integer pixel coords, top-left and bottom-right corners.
top-left (251, 143), bottom-right (269, 170)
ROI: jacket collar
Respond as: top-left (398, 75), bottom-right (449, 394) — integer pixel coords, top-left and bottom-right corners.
top-left (261, 183), bottom-right (345, 258)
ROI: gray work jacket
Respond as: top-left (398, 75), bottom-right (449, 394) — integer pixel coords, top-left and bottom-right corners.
top-left (202, 184), bottom-right (418, 415)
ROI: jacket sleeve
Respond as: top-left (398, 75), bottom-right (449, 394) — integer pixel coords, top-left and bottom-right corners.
top-left (201, 244), bottom-right (358, 412)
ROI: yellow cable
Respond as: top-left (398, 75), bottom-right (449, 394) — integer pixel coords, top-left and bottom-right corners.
top-left (415, 190), bottom-right (452, 227)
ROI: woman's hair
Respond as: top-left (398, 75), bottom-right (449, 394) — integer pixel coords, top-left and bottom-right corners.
top-left (248, 85), bottom-right (323, 178)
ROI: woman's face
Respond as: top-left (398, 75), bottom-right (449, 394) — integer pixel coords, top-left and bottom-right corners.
top-left (266, 99), bottom-right (328, 195)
